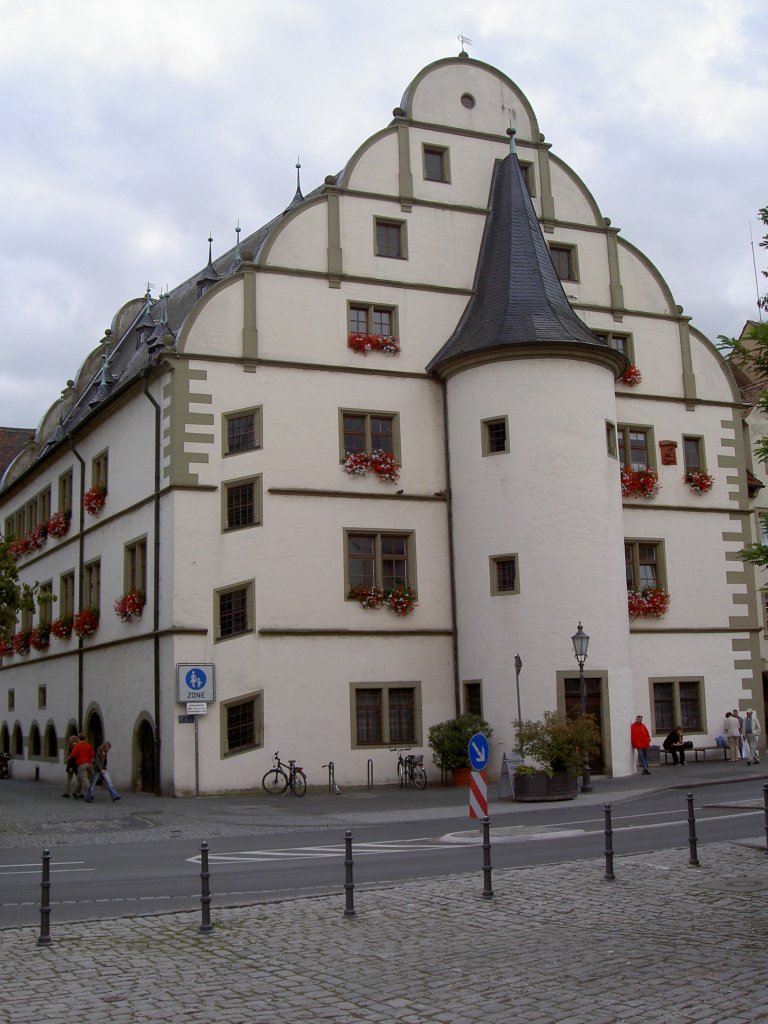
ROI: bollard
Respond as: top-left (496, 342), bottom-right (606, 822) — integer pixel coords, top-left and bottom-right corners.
top-left (323, 762), bottom-right (340, 794)
top-left (763, 783), bottom-right (768, 855)
top-left (481, 816), bottom-right (493, 900)
top-left (37, 848), bottom-right (52, 947)
top-left (199, 841), bottom-right (213, 934)
top-left (343, 830), bottom-right (356, 918)
top-left (367, 759), bottom-right (374, 790)
top-left (603, 803), bottom-right (616, 881)
top-left (686, 792), bottom-right (700, 867)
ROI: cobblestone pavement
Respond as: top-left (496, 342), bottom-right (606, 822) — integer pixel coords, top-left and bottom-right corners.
top-left (1, 842), bottom-right (766, 1024)
top-left (1, 768), bottom-right (767, 1023)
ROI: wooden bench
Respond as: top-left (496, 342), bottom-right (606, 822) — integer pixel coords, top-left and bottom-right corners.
top-left (660, 745), bottom-right (728, 764)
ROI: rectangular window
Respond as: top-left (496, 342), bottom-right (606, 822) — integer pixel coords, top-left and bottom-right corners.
top-left (548, 244), bottom-right (577, 281)
top-left (490, 554), bottom-right (519, 595)
top-left (222, 691), bottom-right (263, 756)
top-left (21, 605), bottom-right (33, 632)
top-left (340, 411), bottom-right (398, 457)
top-left (348, 304), bottom-right (398, 339)
top-left (463, 680), bottom-right (483, 717)
top-left (683, 436), bottom-right (704, 473)
top-left (519, 162), bottom-right (535, 196)
top-left (37, 581), bottom-right (54, 627)
top-left (594, 331), bottom-right (634, 362)
top-left (375, 218), bottom-right (406, 259)
top-left (38, 686), bottom-right (46, 710)
top-left (38, 487), bottom-right (51, 524)
top-left (625, 541), bottom-right (664, 591)
top-left (8, 690), bottom-right (14, 712)
top-left (606, 421), bottom-right (617, 459)
top-left (423, 145), bottom-right (449, 182)
top-left (482, 416), bottom-right (509, 456)
top-left (223, 477), bottom-right (262, 531)
top-left (351, 683), bottom-right (421, 747)
top-left (223, 407), bottom-right (262, 456)
top-left (215, 582), bottom-right (254, 641)
top-left (25, 497), bottom-right (38, 532)
top-left (60, 571), bottom-right (75, 618)
top-left (84, 560), bottom-right (101, 612)
top-left (618, 425), bottom-right (653, 471)
top-left (346, 531), bottom-right (414, 593)
top-left (92, 451), bottom-right (108, 492)
top-left (125, 538), bottom-right (147, 594)
top-left (652, 679), bottom-right (703, 733)
top-left (59, 469), bottom-right (73, 514)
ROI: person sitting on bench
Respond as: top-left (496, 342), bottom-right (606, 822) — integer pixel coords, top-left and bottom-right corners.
top-left (663, 726), bottom-right (687, 765)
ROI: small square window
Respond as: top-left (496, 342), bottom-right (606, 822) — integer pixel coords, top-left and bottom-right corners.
top-left (222, 691), bottom-right (263, 756)
top-left (223, 477), bottom-right (262, 531)
top-left (594, 330), bottom-right (634, 363)
top-left (375, 219), bottom-right (406, 259)
top-left (463, 680), bottom-right (483, 717)
top-left (482, 416), bottom-right (509, 456)
top-left (549, 245), bottom-right (577, 282)
top-left (223, 407), bottom-right (262, 456)
top-left (490, 555), bottom-right (519, 596)
top-left (423, 145), bottom-right (449, 183)
top-left (215, 582), bottom-right (254, 641)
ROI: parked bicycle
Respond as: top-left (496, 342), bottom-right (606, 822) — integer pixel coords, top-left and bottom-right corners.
top-left (262, 751), bottom-right (307, 797)
top-left (391, 747), bottom-right (427, 789)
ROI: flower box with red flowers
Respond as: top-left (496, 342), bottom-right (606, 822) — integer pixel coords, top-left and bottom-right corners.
top-left (7, 536), bottom-right (31, 560)
top-left (385, 585), bottom-right (418, 617)
top-left (72, 608), bottom-right (100, 638)
top-left (46, 510), bottom-right (72, 539)
top-left (50, 616), bottom-right (74, 639)
top-left (83, 485), bottom-right (106, 517)
top-left (0, 634), bottom-right (14, 658)
top-left (29, 625), bottom-right (50, 652)
top-left (619, 364), bottom-right (642, 386)
top-left (348, 333), bottom-right (400, 356)
top-left (628, 588), bottom-right (670, 619)
top-left (343, 449), bottom-right (401, 484)
top-left (348, 585), bottom-right (386, 609)
top-left (12, 631), bottom-right (31, 656)
top-left (27, 523), bottom-right (48, 551)
top-left (685, 470), bottom-right (714, 494)
top-left (621, 468), bottom-right (660, 499)
top-left (114, 590), bottom-right (145, 623)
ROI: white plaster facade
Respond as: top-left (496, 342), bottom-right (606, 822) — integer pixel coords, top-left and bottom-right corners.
top-left (1, 55), bottom-right (764, 794)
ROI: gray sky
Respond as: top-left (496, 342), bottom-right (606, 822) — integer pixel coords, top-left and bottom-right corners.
top-left (2, 0), bottom-right (767, 429)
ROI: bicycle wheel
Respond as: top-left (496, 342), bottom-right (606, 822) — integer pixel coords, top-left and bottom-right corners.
top-left (292, 770), bottom-right (307, 797)
top-left (397, 760), bottom-right (406, 788)
top-left (411, 765), bottom-right (427, 790)
top-left (262, 767), bottom-right (288, 794)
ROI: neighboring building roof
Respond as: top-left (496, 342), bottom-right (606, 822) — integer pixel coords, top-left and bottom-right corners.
top-left (427, 146), bottom-right (627, 378)
top-left (0, 427), bottom-right (34, 476)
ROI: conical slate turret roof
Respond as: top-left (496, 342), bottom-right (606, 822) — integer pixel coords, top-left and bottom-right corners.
top-left (427, 147), bottom-right (626, 378)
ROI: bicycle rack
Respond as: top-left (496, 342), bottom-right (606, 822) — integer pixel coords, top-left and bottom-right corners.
top-left (367, 758), bottom-right (374, 789)
top-left (322, 761), bottom-right (341, 795)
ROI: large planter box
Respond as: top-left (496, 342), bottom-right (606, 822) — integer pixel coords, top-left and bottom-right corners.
top-left (514, 771), bottom-right (578, 802)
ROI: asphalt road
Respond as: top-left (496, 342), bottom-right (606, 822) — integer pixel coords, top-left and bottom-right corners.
top-left (1, 777), bottom-right (763, 926)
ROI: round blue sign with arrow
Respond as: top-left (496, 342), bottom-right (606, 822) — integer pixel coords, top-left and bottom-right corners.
top-left (468, 732), bottom-right (490, 771)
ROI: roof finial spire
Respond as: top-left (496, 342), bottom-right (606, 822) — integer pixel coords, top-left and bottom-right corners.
top-left (285, 156), bottom-right (305, 212)
top-left (207, 232), bottom-right (214, 266)
top-left (507, 125), bottom-right (517, 156)
top-left (458, 33), bottom-right (473, 56)
top-left (235, 219), bottom-right (242, 260)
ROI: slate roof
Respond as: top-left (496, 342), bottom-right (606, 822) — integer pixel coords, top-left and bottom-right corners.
top-left (427, 149), bottom-right (625, 377)
top-left (0, 427), bottom-right (35, 476)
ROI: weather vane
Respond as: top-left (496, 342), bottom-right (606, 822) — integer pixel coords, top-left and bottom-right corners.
top-left (458, 33), bottom-right (473, 54)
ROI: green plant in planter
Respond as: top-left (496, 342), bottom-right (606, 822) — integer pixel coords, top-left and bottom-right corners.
top-left (514, 711), bottom-right (600, 777)
top-left (427, 713), bottom-right (493, 771)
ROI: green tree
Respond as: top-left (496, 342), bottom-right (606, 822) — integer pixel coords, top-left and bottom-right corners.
top-left (718, 206), bottom-right (768, 567)
top-left (0, 538), bottom-right (22, 640)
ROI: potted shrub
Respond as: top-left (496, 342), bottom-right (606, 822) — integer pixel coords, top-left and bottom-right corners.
top-left (428, 713), bottom-right (493, 786)
top-left (513, 711), bottom-right (601, 801)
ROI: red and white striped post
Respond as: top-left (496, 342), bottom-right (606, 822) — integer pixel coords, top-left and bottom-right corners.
top-left (469, 769), bottom-right (488, 819)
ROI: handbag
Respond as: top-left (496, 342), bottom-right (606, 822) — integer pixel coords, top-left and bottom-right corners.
top-left (683, 740), bottom-right (694, 750)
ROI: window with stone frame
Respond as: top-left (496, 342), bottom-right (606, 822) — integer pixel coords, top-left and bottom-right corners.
top-left (347, 303), bottom-right (397, 339)
top-left (125, 538), bottom-right (147, 595)
top-left (482, 416), bottom-right (509, 456)
top-left (60, 571), bottom-right (75, 618)
top-left (652, 679), bottom-right (703, 733)
top-left (625, 541), bottom-right (665, 592)
top-left (548, 244), bottom-right (577, 281)
top-left (58, 469), bottom-right (73, 515)
top-left (92, 450), bottom-right (108, 492)
top-left (215, 581), bottom-right (254, 641)
top-left (223, 407), bottom-right (262, 456)
top-left (683, 436), bottom-right (705, 474)
top-left (341, 411), bottom-right (398, 458)
top-left (222, 691), bottom-right (263, 756)
top-left (375, 218), bottom-right (406, 259)
top-left (37, 581), bottom-right (54, 627)
top-left (617, 425), bottom-right (653, 471)
top-left (490, 555), bottom-right (519, 595)
top-left (84, 559), bottom-right (101, 613)
top-left (351, 683), bottom-right (421, 747)
top-left (346, 531), bottom-right (414, 593)
top-left (223, 477), bottom-right (262, 531)
top-left (463, 680), bottom-right (483, 717)
top-left (423, 145), bottom-right (449, 182)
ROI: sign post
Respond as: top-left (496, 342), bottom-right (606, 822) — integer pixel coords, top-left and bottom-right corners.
top-left (468, 732), bottom-right (489, 820)
top-left (176, 665), bottom-right (216, 797)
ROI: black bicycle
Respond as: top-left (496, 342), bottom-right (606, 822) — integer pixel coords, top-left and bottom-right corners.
top-left (262, 751), bottom-right (307, 797)
top-left (391, 747), bottom-right (427, 789)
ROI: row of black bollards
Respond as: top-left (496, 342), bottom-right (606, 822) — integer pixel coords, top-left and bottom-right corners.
top-left (32, 783), bottom-right (768, 944)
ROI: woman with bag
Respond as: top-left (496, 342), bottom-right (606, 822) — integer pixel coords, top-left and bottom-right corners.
top-left (85, 741), bottom-right (121, 802)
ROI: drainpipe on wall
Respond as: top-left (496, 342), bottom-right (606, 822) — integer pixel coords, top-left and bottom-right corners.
top-left (440, 380), bottom-right (461, 717)
top-left (66, 438), bottom-right (86, 729)
top-left (142, 374), bottom-right (163, 795)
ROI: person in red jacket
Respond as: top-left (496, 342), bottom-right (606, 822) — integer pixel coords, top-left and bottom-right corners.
top-left (631, 715), bottom-right (652, 774)
top-left (70, 733), bottom-right (95, 799)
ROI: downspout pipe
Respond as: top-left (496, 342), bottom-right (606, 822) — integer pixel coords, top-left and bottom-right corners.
top-left (66, 438), bottom-right (86, 730)
top-left (142, 373), bottom-right (163, 795)
top-left (439, 380), bottom-right (461, 717)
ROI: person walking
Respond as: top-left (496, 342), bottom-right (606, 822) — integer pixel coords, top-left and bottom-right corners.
top-left (744, 708), bottom-right (762, 765)
top-left (70, 732), bottom-right (95, 797)
top-left (61, 735), bottom-right (78, 798)
top-left (723, 711), bottom-right (741, 764)
top-left (663, 726), bottom-right (687, 765)
top-left (631, 715), bottom-right (652, 774)
top-left (85, 741), bottom-right (120, 802)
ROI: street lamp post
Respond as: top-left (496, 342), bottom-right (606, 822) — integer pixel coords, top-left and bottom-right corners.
top-left (514, 654), bottom-right (523, 753)
top-left (571, 622), bottom-right (592, 793)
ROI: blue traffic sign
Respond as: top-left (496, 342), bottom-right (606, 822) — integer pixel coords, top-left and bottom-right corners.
top-left (468, 732), bottom-right (490, 771)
